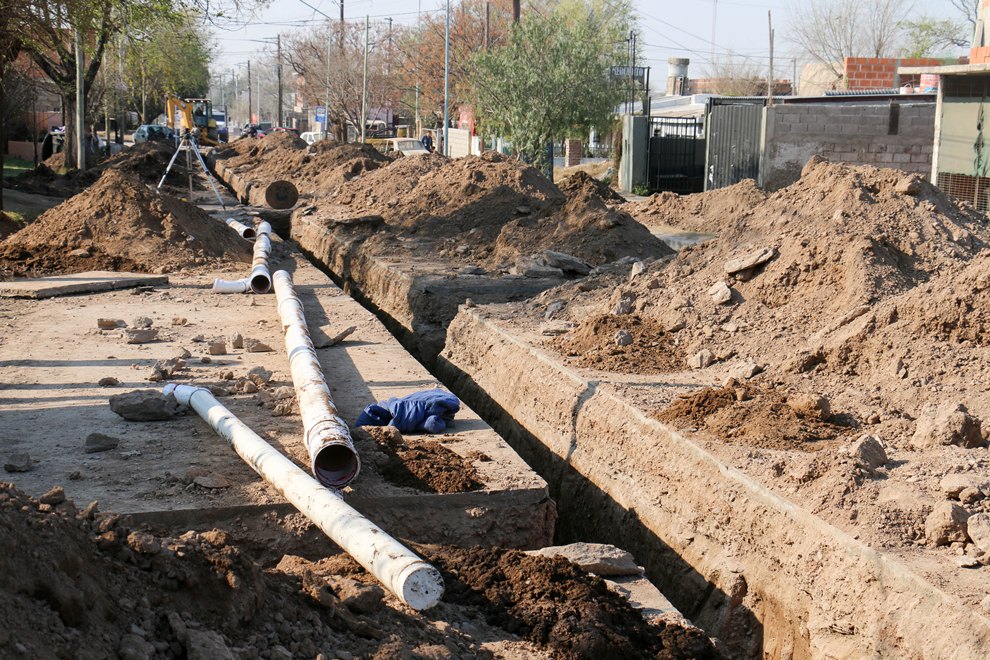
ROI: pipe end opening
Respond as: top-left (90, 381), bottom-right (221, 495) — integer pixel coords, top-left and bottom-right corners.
top-left (250, 273), bottom-right (272, 294)
top-left (399, 565), bottom-right (445, 610)
top-left (243, 228), bottom-right (257, 240)
top-left (314, 444), bottom-right (360, 488)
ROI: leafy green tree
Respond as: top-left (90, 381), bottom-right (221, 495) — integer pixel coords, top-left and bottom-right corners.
top-left (466, 1), bottom-right (631, 173)
top-left (902, 18), bottom-right (969, 57)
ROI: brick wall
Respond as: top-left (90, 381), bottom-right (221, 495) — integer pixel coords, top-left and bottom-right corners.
top-left (843, 57), bottom-right (957, 90)
top-left (762, 102), bottom-right (935, 190)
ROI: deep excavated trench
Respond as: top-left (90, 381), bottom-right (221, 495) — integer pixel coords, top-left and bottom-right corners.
top-left (207, 155), bottom-right (990, 659)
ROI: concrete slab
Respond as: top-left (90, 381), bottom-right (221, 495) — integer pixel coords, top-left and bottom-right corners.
top-left (0, 271), bottom-right (169, 298)
top-left (0, 245), bottom-right (553, 549)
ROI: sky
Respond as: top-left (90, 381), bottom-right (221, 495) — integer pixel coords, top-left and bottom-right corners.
top-left (209, 0), bottom-right (966, 85)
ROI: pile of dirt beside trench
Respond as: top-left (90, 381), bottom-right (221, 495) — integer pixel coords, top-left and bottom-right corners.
top-left (0, 169), bottom-right (250, 277)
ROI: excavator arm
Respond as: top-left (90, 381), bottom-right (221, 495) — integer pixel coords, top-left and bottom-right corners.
top-left (165, 94), bottom-right (219, 146)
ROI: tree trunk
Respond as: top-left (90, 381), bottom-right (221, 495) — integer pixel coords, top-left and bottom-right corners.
top-left (0, 75), bottom-right (6, 212)
top-left (61, 90), bottom-right (78, 169)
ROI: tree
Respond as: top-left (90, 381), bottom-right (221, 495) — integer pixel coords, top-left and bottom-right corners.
top-left (786, 0), bottom-right (915, 81)
top-left (466, 1), bottom-right (630, 172)
top-left (901, 18), bottom-right (969, 57)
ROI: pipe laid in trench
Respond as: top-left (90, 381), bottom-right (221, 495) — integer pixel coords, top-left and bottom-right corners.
top-left (272, 269), bottom-right (360, 488)
top-left (162, 383), bottom-right (443, 610)
top-left (213, 232), bottom-right (272, 294)
top-left (224, 217), bottom-right (257, 241)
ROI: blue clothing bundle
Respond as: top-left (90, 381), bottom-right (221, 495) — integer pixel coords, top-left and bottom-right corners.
top-left (356, 388), bottom-right (460, 434)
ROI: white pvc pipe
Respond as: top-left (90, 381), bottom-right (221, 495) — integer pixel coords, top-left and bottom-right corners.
top-left (257, 221), bottom-right (272, 236)
top-left (212, 278), bottom-right (251, 294)
top-left (225, 217), bottom-right (257, 241)
top-left (249, 233), bottom-right (272, 294)
top-left (162, 383), bottom-right (443, 610)
top-left (272, 270), bottom-right (360, 488)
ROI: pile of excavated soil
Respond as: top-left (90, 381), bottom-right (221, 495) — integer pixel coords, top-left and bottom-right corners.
top-left (628, 178), bottom-right (767, 232)
top-left (219, 134), bottom-right (389, 197)
top-left (0, 212), bottom-right (19, 240)
top-left (7, 142), bottom-right (179, 198)
top-left (502, 158), bottom-right (990, 599)
top-left (0, 169), bottom-right (250, 277)
top-left (557, 170), bottom-right (626, 205)
top-left (322, 151), bottom-right (673, 268)
top-left (352, 426), bottom-right (484, 494)
top-left (0, 482), bottom-right (717, 659)
top-left (552, 313), bottom-right (684, 374)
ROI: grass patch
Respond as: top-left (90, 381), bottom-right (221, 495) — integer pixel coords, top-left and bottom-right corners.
top-left (3, 157), bottom-right (34, 178)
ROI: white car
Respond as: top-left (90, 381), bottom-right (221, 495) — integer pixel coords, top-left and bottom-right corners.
top-left (300, 131), bottom-right (329, 146)
top-left (383, 138), bottom-right (429, 156)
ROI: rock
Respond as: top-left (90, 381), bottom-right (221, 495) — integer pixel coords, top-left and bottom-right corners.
top-left (540, 320), bottom-right (576, 336)
top-left (272, 386), bottom-right (295, 401)
top-left (68, 248), bottom-right (91, 258)
top-left (725, 247), bottom-right (775, 275)
top-left (124, 328), bottom-right (159, 344)
top-left (961, 487), bottom-right (985, 505)
top-left (925, 502), bottom-right (971, 546)
top-left (229, 333), bottom-right (244, 349)
top-left (207, 340), bottom-right (227, 355)
top-left (247, 366), bottom-right (273, 384)
top-left (109, 389), bottom-right (181, 421)
top-left (3, 453), bottom-right (33, 473)
top-left (727, 362), bottom-right (762, 380)
top-left (688, 349), bottom-right (715, 370)
top-left (193, 473), bottom-right (232, 489)
top-left (544, 301), bottom-right (566, 319)
top-left (967, 513), bottom-right (990, 554)
top-left (85, 432), bottom-right (121, 453)
top-left (510, 256), bottom-right (564, 278)
top-left (98, 376), bottom-right (120, 387)
top-left (847, 435), bottom-right (887, 474)
top-left (97, 318), bottom-right (126, 330)
top-left (178, 348), bottom-right (192, 359)
top-left (911, 402), bottom-right (985, 449)
top-left (185, 629), bottom-right (234, 660)
top-left (941, 474), bottom-right (986, 499)
top-left (200, 356), bottom-right (212, 364)
top-left (628, 260), bottom-right (646, 280)
top-left (782, 349), bottom-right (824, 373)
top-left (244, 338), bottom-right (274, 353)
top-left (895, 175), bottom-right (922, 196)
top-left (314, 325), bottom-right (357, 349)
top-left (458, 265), bottom-right (485, 275)
top-left (118, 633), bottom-right (155, 660)
top-left (241, 380), bottom-right (259, 394)
top-left (171, 317), bottom-right (188, 326)
top-left (542, 250), bottom-right (591, 276)
top-left (611, 292), bottom-right (636, 316)
top-left (982, 595), bottom-right (990, 614)
top-left (39, 486), bottom-right (65, 505)
top-left (788, 393), bottom-right (831, 420)
top-left (132, 316), bottom-right (153, 329)
top-left (958, 555), bottom-right (981, 568)
top-left (614, 330), bottom-right (633, 347)
top-left (127, 531), bottom-right (161, 555)
top-left (708, 281), bottom-right (733, 305)
top-left (327, 576), bottom-right (385, 614)
top-left (516, 205), bottom-right (532, 214)
top-left (527, 542), bottom-right (644, 576)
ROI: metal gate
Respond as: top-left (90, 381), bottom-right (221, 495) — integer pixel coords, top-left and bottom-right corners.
top-left (705, 99), bottom-right (765, 190)
top-left (646, 117), bottom-right (705, 194)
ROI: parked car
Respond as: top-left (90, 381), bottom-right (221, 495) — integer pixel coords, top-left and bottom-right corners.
top-left (300, 131), bottom-right (329, 146)
top-left (380, 137), bottom-right (430, 156)
top-left (133, 124), bottom-right (174, 144)
top-left (272, 127), bottom-right (300, 137)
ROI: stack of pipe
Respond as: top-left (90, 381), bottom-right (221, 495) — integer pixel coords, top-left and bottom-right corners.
top-left (213, 221), bottom-right (273, 294)
top-left (162, 383), bottom-right (443, 610)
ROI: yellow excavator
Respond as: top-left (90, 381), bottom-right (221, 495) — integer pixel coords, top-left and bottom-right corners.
top-left (165, 95), bottom-right (219, 145)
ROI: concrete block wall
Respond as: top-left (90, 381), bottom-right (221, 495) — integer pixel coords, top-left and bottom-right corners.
top-left (761, 102), bottom-right (935, 190)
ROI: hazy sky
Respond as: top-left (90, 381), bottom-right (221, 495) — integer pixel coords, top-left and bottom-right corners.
top-left (210, 0), bottom-right (967, 82)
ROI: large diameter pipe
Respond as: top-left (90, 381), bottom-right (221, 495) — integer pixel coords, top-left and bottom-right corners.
top-left (212, 278), bottom-right (251, 294)
top-left (225, 217), bottom-right (257, 241)
top-left (162, 383), bottom-right (443, 610)
top-left (273, 270), bottom-right (360, 488)
top-left (250, 233), bottom-right (272, 294)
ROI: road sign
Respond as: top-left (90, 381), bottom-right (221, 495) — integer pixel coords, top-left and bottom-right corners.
top-left (315, 106), bottom-right (327, 123)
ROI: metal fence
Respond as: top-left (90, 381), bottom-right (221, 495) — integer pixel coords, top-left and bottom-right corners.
top-left (647, 116), bottom-right (705, 194)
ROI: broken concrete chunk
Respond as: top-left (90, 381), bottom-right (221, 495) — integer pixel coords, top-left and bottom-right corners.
top-left (727, 362), bottom-right (763, 381)
top-left (245, 338), bottom-right (274, 353)
top-left (458, 265), bottom-right (485, 275)
top-left (3, 453), bottom-right (33, 473)
top-left (688, 349), bottom-right (715, 370)
top-left (132, 316), bottom-right (153, 329)
top-left (85, 432), bottom-right (121, 453)
top-left (725, 247), bottom-right (776, 275)
top-left (247, 366), bottom-right (272, 384)
top-left (941, 474), bottom-right (986, 499)
top-left (510, 256), bottom-right (564, 279)
top-left (39, 486), bottom-right (65, 505)
top-left (97, 318), bottom-right (126, 330)
top-left (708, 281), bottom-right (733, 305)
top-left (527, 543), bottom-right (644, 577)
top-left (272, 386), bottom-right (295, 401)
top-left (68, 248), bottom-right (91, 258)
top-left (109, 389), bottom-right (181, 421)
top-left (126, 531), bottom-right (161, 555)
top-left (207, 340), bottom-right (227, 356)
top-left (895, 175), bottom-right (922, 196)
top-left (314, 325), bottom-right (357, 349)
top-left (847, 435), bottom-right (887, 474)
top-left (788, 392), bottom-right (831, 420)
top-left (911, 402), bottom-right (985, 449)
top-left (540, 321), bottom-right (576, 336)
top-left (123, 328), bottom-right (159, 344)
top-left (925, 501), bottom-right (971, 546)
top-left (967, 513), bottom-right (990, 554)
top-left (542, 250), bottom-right (591, 276)
top-left (628, 260), bottom-right (646, 280)
top-left (614, 330), bottom-right (633, 347)
top-left (229, 333), bottom-right (244, 349)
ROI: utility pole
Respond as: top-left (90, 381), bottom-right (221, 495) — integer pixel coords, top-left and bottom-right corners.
top-left (74, 29), bottom-right (85, 171)
top-left (340, 0), bottom-right (345, 52)
top-left (277, 34), bottom-right (284, 127)
top-left (325, 21), bottom-right (332, 134)
top-left (415, 0), bottom-right (421, 135)
top-left (767, 11), bottom-right (774, 106)
top-left (361, 15), bottom-right (369, 143)
top-left (443, 0), bottom-right (450, 156)
top-left (387, 17), bottom-right (393, 77)
top-left (512, 0), bottom-right (520, 22)
top-left (247, 61), bottom-right (253, 125)
top-left (485, 1), bottom-right (490, 49)
top-left (710, 0), bottom-right (718, 67)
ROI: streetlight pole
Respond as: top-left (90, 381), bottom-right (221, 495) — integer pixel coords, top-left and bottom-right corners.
top-left (247, 61), bottom-right (253, 125)
top-left (277, 33), bottom-right (284, 127)
top-left (443, 0), bottom-right (450, 156)
top-left (361, 15), bottom-right (369, 143)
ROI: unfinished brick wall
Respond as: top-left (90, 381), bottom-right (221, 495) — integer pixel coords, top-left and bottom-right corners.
top-left (843, 57), bottom-right (955, 90)
top-left (761, 102), bottom-right (935, 190)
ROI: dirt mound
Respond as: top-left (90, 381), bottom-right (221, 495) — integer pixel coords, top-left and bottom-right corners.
top-left (428, 546), bottom-right (723, 659)
top-left (43, 151), bottom-right (66, 170)
top-left (329, 152), bottom-right (448, 208)
top-left (0, 482), bottom-right (715, 659)
top-left (552, 313), bottom-right (684, 374)
top-left (0, 212), bottom-right (19, 239)
top-left (558, 170), bottom-right (625, 204)
top-left (0, 169), bottom-right (250, 277)
top-left (353, 425), bottom-right (483, 493)
top-left (627, 179), bottom-right (767, 231)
